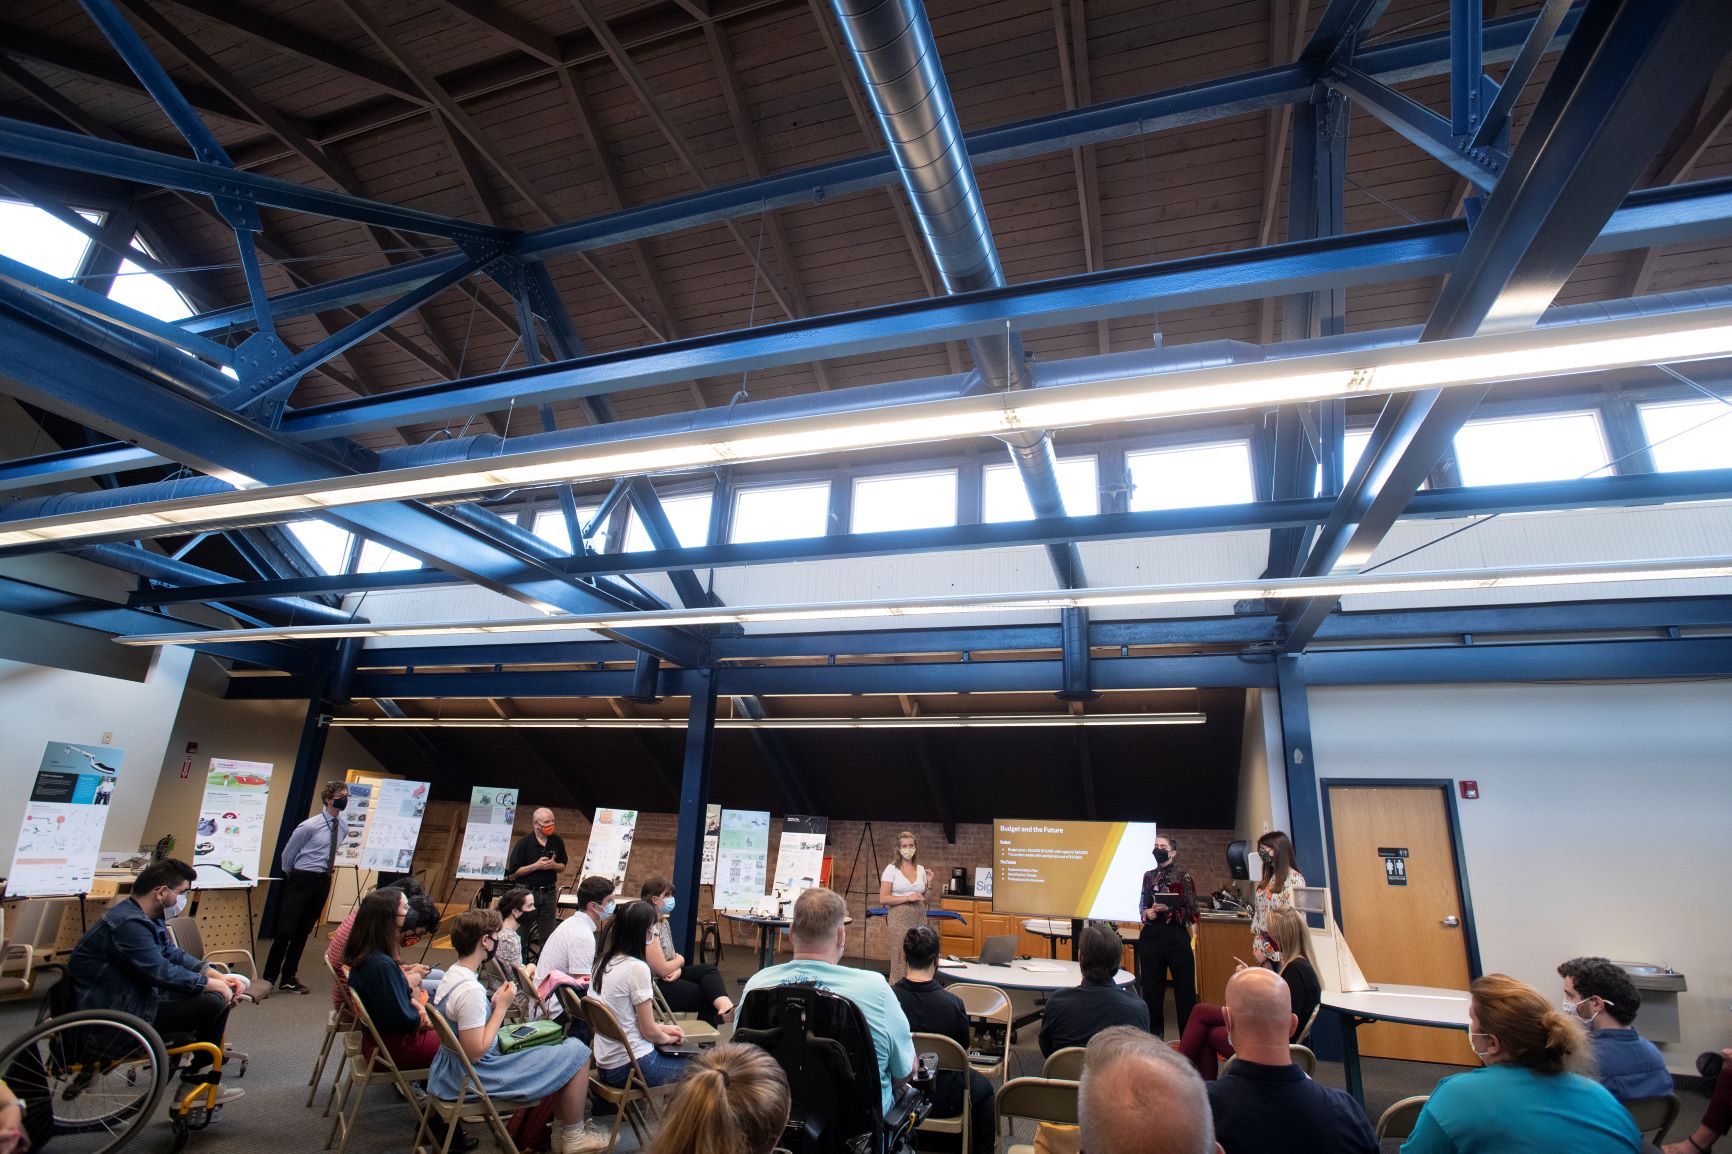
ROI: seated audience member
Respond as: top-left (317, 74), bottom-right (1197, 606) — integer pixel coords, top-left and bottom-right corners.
top-left (491, 886), bottom-right (535, 978)
top-left (1663, 1047), bottom-right (1732, 1154)
top-left (1204, 968), bottom-right (1375, 1154)
top-left (1079, 1026), bottom-right (1220, 1154)
top-left (1558, 955), bottom-right (1674, 1101)
top-left (328, 879), bottom-right (439, 1010)
top-left (1039, 922), bottom-right (1148, 1057)
top-left (1179, 907), bottom-right (1318, 1080)
top-left (592, 899), bottom-right (691, 1088)
top-left (891, 926), bottom-right (994, 1154)
top-left (1401, 973), bottom-right (1641, 1154)
top-left (540, 875), bottom-right (615, 1002)
top-left (642, 876), bottom-right (734, 1025)
top-left (429, 909), bottom-right (608, 1154)
top-left (66, 858), bottom-right (245, 1105)
top-left (741, 886), bottom-right (915, 1118)
top-left (648, 1043), bottom-right (791, 1154)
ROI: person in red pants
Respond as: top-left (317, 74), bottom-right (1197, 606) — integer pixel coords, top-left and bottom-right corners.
top-left (1665, 1050), bottom-right (1732, 1154)
top-left (1176, 908), bottom-right (1320, 1080)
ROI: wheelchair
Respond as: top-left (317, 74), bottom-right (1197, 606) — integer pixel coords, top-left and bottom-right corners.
top-left (735, 983), bottom-right (929, 1154)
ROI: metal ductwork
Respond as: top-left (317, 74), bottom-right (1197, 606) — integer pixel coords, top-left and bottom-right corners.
top-left (831, 0), bottom-right (1085, 588)
top-left (70, 542), bottom-right (356, 625)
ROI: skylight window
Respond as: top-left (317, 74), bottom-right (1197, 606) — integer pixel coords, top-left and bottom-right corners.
top-left (108, 257), bottom-right (192, 322)
top-left (731, 481), bottom-right (831, 543)
top-left (1126, 441), bottom-right (1255, 510)
top-left (851, 470), bottom-right (958, 533)
top-left (533, 506), bottom-right (608, 554)
top-left (1454, 411), bottom-right (1610, 485)
top-left (1639, 399), bottom-right (1732, 472)
top-left (0, 199), bottom-right (98, 278)
top-left (286, 520), bottom-right (352, 576)
top-left (982, 457), bottom-right (1099, 522)
top-left (357, 538), bottom-right (422, 572)
top-left (623, 491), bottom-right (714, 552)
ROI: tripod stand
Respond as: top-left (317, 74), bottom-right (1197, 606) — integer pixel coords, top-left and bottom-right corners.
top-left (841, 822), bottom-right (880, 960)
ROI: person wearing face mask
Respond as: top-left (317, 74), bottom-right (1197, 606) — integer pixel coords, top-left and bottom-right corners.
top-left (66, 858), bottom-right (246, 1107)
top-left (1556, 956), bottom-right (1674, 1101)
top-left (1400, 973), bottom-right (1640, 1154)
top-left (1250, 831), bottom-right (1304, 968)
top-left (539, 875), bottom-right (616, 1021)
top-left (641, 877), bottom-right (734, 1024)
top-left (261, 779), bottom-right (349, 993)
top-left (879, 830), bottom-right (933, 984)
top-left (1138, 833), bottom-right (1199, 1038)
top-left (506, 808), bottom-right (568, 961)
top-left (592, 900), bottom-right (692, 1088)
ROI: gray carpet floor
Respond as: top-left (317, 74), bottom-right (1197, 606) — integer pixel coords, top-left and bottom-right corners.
top-left (0, 936), bottom-right (1523, 1154)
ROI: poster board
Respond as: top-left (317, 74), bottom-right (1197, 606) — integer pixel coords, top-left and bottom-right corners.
top-left (770, 815), bottom-right (829, 902)
top-left (579, 807), bottom-right (638, 888)
top-left (455, 787), bottom-right (519, 880)
top-left (700, 804), bottom-right (722, 885)
top-left (6, 741), bottom-right (124, 897)
top-left (714, 809), bottom-right (771, 911)
top-left (360, 779), bottom-right (431, 874)
top-left (191, 758), bottom-right (274, 889)
top-left (333, 777), bottom-right (379, 867)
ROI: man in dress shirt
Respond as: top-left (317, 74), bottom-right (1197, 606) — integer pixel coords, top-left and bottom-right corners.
top-left (261, 780), bottom-right (348, 993)
top-left (505, 808), bottom-right (567, 960)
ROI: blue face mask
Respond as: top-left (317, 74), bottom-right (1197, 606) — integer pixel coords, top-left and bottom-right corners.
top-left (600, 899), bottom-right (616, 919)
top-left (662, 896), bottom-right (676, 914)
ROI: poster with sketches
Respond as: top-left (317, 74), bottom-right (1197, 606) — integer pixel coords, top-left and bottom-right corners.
top-left (360, 779), bottom-right (430, 874)
top-left (334, 780), bottom-right (375, 867)
top-left (770, 815), bottom-right (829, 902)
top-left (6, 742), bottom-right (124, 898)
top-left (579, 807), bottom-right (638, 888)
top-left (715, 808), bottom-right (771, 911)
top-left (455, 786), bottom-right (519, 879)
top-left (700, 804), bottom-right (722, 885)
top-left (192, 759), bottom-right (273, 889)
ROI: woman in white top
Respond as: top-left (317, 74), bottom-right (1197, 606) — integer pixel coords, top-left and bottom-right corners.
top-left (1250, 830), bottom-right (1307, 966)
top-left (591, 900), bottom-right (690, 1088)
top-left (879, 830), bottom-right (933, 984)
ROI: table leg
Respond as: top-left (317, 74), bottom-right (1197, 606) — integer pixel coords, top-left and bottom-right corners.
top-left (1047, 937), bottom-right (1058, 961)
top-left (1340, 1013), bottom-right (1365, 1107)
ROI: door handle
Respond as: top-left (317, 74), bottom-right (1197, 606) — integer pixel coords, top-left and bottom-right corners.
top-left (1441, 916), bottom-right (1460, 928)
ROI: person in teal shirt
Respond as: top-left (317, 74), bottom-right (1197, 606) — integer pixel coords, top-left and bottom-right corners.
top-left (1403, 973), bottom-right (1642, 1154)
top-left (742, 887), bottom-right (915, 1117)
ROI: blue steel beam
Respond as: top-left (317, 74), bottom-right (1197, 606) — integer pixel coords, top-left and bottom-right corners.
top-left (668, 667), bottom-right (717, 958)
top-left (1448, 0), bottom-right (1483, 138)
top-left (1280, 0), bottom-right (1732, 654)
top-left (1301, 0), bottom-right (1395, 66)
top-left (0, 251), bottom-right (233, 366)
top-left (1327, 66), bottom-right (1503, 190)
top-left (1274, 656), bottom-right (1326, 884)
top-left (179, 252), bottom-right (475, 337)
top-left (1471, 0), bottom-right (1574, 151)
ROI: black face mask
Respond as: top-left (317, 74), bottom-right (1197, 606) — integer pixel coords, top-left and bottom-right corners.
top-left (330, 796), bottom-right (349, 812)
top-left (483, 938), bottom-right (499, 964)
top-left (1153, 848), bottom-right (1171, 866)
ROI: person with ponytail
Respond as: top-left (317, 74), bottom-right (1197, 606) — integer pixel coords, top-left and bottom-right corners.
top-left (648, 1043), bottom-right (790, 1154)
top-left (1401, 974), bottom-right (1641, 1153)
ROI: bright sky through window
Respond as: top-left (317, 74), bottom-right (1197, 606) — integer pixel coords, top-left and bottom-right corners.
top-left (623, 491), bottom-right (714, 552)
top-left (286, 521), bottom-right (352, 575)
top-left (1639, 399), bottom-right (1732, 472)
top-left (982, 457), bottom-right (1099, 522)
top-left (1454, 411), bottom-right (1611, 485)
top-left (852, 470), bottom-right (958, 533)
top-left (357, 538), bottom-right (422, 572)
top-left (731, 481), bottom-right (831, 543)
top-left (108, 258), bottom-right (192, 321)
top-left (0, 200), bottom-right (97, 277)
top-left (533, 506), bottom-right (606, 554)
top-left (1126, 441), bottom-right (1255, 510)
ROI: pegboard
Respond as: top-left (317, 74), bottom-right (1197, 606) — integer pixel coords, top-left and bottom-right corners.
top-left (51, 896), bottom-right (117, 958)
top-left (192, 888), bottom-right (259, 962)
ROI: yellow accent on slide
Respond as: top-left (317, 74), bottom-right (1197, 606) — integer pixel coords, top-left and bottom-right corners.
top-left (1077, 822), bottom-right (1126, 913)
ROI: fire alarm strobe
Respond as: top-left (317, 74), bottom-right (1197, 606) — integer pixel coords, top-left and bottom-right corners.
top-left (1459, 780), bottom-right (1480, 800)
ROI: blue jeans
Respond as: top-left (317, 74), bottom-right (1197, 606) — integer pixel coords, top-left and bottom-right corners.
top-left (599, 1047), bottom-right (689, 1088)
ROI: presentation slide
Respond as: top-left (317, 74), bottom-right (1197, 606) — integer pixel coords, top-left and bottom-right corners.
top-left (992, 819), bottom-right (1159, 922)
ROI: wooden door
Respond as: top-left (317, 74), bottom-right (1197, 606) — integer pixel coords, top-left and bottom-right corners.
top-left (1326, 784), bottom-right (1476, 1066)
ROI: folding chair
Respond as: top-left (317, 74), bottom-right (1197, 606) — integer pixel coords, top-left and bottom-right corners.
top-left (651, 983), bottom-right (721, 1047)
top-left (414, 1002), bottom-right (534, 1154)
top-left (1374, 1095), bottom-right (1429, 1143)
top-left (1040, 1047), bottom-right (1085, 1081)
top-left (913, 1033), bottom-right (972, 1154)
top-left (1294, 1003), bottom-right (1322, 1045)
top-left (575, 992), bottom-right (667, 1151)
top-left (309, 955), bottom-right (358, 1108)
top-left (512, 962), bottom-right (547, 1021)
top-left (327, 990), bottom-right (430, 1154)
top-left (950, 983), bottom-right (1013, 1086)
top-left (163, 917), bottom-right (250, 1080)
top-left (0, 903), bottom-right (37, 997)
top-left (1288, 1044), bottom-right (1316, 1075)
top-left (1623, 1094), bottom-right (1680, 1146)
top-left (995, 1077), bottom-right (1078, 1154)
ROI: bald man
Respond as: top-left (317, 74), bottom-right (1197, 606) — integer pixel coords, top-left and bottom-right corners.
top-left (505, 808), bottom-right (567, 959)
top-left (1204, 968), bottom-right (1375, 1154)
top-left (1079, 1026), bottom-right (1220, 1154)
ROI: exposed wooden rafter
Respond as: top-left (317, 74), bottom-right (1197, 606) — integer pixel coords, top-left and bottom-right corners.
top-left (1052, 0), bottom-right (1109, 356)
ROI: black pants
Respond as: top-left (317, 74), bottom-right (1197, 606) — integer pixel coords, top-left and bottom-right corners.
top-left (1137, 921), bottom-right (1197, 1037)
top-left (656, 964), bottom-right (729, 1025)
top-left (915, 1069), bottom-right (994, 1154)
top-left (155, 989), bottom-right (232, 1075)
top-left (523, 888), bottom-right (558, 962)
top-left (262, 871), bottom-right (330, 983)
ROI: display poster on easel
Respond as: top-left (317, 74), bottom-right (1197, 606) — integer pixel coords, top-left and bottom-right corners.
top-left (700, 804), bottom-right (722, 885)
top-left (715, 808), bottom-right (770, 910)
top-left (455, 786), bottom-right (519, 879)
top-left (360, 779), bottom-right (430, 874)
top-left (334, 779), bottom-right (376, 867)
top-left (192, 758), bottom-right (273, 889)
top-left (770, 815), bottom-right (829, 902)
top-left (579, 807), bottom-right (638, 888)
top-left (6, 741), bottom-right (124, 898)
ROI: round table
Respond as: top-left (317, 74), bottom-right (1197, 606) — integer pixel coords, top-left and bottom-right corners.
top-left (1322, 983), bottom-right (1470, 1107)
top-left (936, 958), bottom-right (1135, 1038)
top-left (723, 911), bottom-right (854, 971)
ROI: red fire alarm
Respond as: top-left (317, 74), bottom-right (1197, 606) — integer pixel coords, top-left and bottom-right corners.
top-left (1459, 780), bottom-right (1480, 800)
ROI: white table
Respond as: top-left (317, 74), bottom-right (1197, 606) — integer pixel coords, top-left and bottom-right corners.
top-left (937, 958), bottom-right (1135, 1038)
top-left (1322, 984), bottom-right (1471, 1106)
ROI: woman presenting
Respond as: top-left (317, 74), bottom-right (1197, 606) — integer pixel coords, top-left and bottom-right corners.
top-left (879, 830), bottom-right (933, 984)
top-left (1251, 830), bottom-right (1306, 965)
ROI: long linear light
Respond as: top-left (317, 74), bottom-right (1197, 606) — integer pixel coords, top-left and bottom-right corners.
top-left (114, 555), bottom-right (1732, 647)
top-left (8, 304), bottom-right (1732, 550)
top-left (325, 713), bottom-right (1207, 729)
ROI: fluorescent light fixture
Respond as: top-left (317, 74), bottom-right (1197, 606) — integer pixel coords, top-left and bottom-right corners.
top-left (112, 555), bottom-right (1732, 647)
top-left (325, 712), bottom-right (1207, 729)
top-left (8, 303), bottom-right (1732, 549)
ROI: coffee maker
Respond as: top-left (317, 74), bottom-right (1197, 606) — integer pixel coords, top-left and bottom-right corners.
top-left (947, 866), bottom-right (968, 895)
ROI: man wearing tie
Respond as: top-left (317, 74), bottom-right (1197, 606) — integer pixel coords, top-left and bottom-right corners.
top-left (261, 781), bottom-right (349, 994)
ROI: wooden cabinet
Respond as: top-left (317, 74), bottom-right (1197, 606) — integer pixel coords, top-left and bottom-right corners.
top-left (937, 898), bottom-right (1014, 958)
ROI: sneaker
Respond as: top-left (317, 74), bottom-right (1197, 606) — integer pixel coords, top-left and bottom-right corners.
top-left (277, 978), bottom-right (309, 994)
top-left (565, 1119), bottom-right (612, 1154)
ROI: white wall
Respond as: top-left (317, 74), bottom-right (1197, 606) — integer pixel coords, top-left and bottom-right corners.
top-left (1305, 680), bottom-right (1732, 1072)
top-left (1234, 688), bottom-right (1286, 846)
top-left (0, 646), bottom-right (194, 870)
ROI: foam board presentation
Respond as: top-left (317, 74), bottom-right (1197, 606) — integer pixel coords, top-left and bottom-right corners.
top-left (992, 819), bottom-right (1159, 922)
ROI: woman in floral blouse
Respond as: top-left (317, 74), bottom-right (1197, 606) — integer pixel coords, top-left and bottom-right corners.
top-left (1251, 830), bottom-right (1305, 965)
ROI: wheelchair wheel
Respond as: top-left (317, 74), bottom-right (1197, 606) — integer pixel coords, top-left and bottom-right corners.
top-left (0, 1008), bottom-right (170, 1154)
